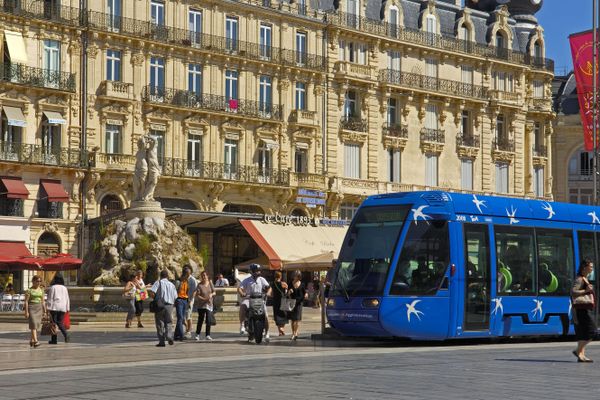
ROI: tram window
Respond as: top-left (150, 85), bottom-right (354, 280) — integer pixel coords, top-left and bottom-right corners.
top-left (495, 226), bottom-right (536, 295)
top-left (577, 232), bottom-right (596, 282)
top-left (536, 229), bottom-right (573, 296)
top-left (390, 220), bottom-right (450, 295)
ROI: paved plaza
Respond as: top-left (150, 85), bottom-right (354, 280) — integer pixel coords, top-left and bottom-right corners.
top-left (0, 315), bottom-right (599, 400)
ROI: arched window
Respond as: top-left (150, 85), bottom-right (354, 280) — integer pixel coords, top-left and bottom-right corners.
top-left (37, 232), bottom-right (60, 257)
top-left (533, 41), bottom-right (542, 60)
top-left (100, 194), bottom-right (123, 216)
top-left (291, 208), bottom-right (307, 217)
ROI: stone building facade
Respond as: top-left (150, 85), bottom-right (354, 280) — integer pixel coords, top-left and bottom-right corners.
top-left (0, 0), bottom-right (554, 283)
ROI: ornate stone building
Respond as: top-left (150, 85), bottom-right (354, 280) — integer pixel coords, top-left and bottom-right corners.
top-left (0, 0), bottom-right (555, 282)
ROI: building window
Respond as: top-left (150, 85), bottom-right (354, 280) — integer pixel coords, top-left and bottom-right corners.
top-left (387, 98), bottom-right (397, 125)
top-left (496, 114), bottom-right (505, 139)
top-left (188, 63), bottom-right (202, 95)
top-left (259, 75), bottom-right (272, 114)
top-left (42, 118), bottom-right (61, 158)
top-left (225, 70), bottom-right (238, 101)
top-left (295, 82), bottom-right (306, 110)
top-left (100, 194), bottom-right (123, 216)
top-left (495, 163), bottom-right (509, 193)
top-left (533, 121), bottom-right (543, 151)
top-left (0, 179), bottom-right (24, 217)
top-left (388, 149), bottom-right (401, 183)
top-left (187, 134), bottom-right (202, 172)
top-left (1, 112), bottom-right (22, 159)
top-left (189, 9), bottom-right (202, 45)
top-left (496, 32), bottom-right (506, 49)
top-left (534, 167), bottom-right (544, 197)
top-left (425, 104), bottom-right (438, 130)
top-left (461, 65), bottom-right (473, 84)
top-left (534, 41), bottom-right (543, 59)
top-left (461, 110), bottom-right (471, 137)
top-left (358, 43), bottom-right (367, 65)
top-left (295, 148), bottom-right (308, 173)
top-left (151, 0), bottom-right (164, 25)
top-left (388, 50), bottom-right (400, 71)
top-left (425, 58), bottom-right (438, 78)
top-left (425, 15), bottom-right (436, 34)
top-left (460, 25), bottom-right (470, 41)
top-left (106, 49), bottom-right (121, 81)
top-left (257, 145), bottom-right (272, 182)
top-left (260, 24), bottom-right (272, 59)
top-left (493, 71), bottom-right (514, 92)
top-left (461, 159), bottom-right (473, 190)
top-left (43, 39), bottom-right (60, 88)
top-left (346, 0), bottom-right (359, 28)
top-left (225, 16), bottom-right (239, 51)
top-left (149, 56), bottom-right (165, 97)
top-left (340, 202), bottom-right (360, 220)
top-left (107, 0), bottom-right (122, 31)
top-left (148, 130), bottom-right (164, 165)
top-left (389, 6), bottom-right (399, 37)
top-left (296, 32), bottom-right (307, 65)
top-left (344, 143), bottom-right (360, 179)
top-left (224, 139), bottom-right (238, 179)
top-left (533, 80), bottom-right (544, 98)
top-left (105, 124), bottom-right (121, 154)
top-left (425, 154), bottom-right (438, 186)
top-left (344, 91), bottom-right (357, 118)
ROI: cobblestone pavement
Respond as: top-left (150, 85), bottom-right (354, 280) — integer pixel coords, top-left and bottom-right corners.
top-left (0, 316), bottom-right (599, 400)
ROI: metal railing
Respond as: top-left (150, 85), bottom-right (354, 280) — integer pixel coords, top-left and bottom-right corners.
top-left (142, 86), bottom-right (283, 121)
top-left (161, 158), bottom-right (289, 186)
top-left (0, 198), bottom-right (24, 217)
top-left (340, 116), bottom-right (368, 132)
top-left (383, 123), bottom-right (408, 138)
top-left (379, 69), bottom-right (488, 99)
top-left (326, 11), bottom-right (554, 72)
top-left (456, 134), bottom-right (480, 148)
top-left (0, 63), bottom-right (76, 92)
top-left (0, 0), bottom-right (82, 26)
top-left (493, 137), bottom-right (515, 152)
top-left (533, 145), bottom-right (547, 157)
top-left (38, 200), bottom-right (63, 219)
top-left (0, 142), bottom-right (86, 167)
top-left (87, 11), bottom-right (326, 71)
top-left (420, 128), bottom-right (445, 144)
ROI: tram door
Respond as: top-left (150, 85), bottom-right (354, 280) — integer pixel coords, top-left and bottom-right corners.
top-left (463, 224), bottom-right (491, 331)
top-left (577, 231), bottom-right (599, 325)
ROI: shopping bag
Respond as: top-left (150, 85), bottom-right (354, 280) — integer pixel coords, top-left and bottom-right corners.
top-left (64, 311), bottom-right (71, 330)
top-left (280, 297), bottom-right (296, 312)
top-left (41, 316), bottom-right (57, 336)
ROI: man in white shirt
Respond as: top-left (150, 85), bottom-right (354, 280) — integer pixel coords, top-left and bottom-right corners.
top-left (149, 269), bottom-right (177, 347)
top-left (237, 264), bottom-right (270, 341)
top-left (215, 274), bottom-right (230, 287)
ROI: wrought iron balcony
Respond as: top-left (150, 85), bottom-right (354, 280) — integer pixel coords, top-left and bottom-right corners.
top-left (87, 11), bottom-right (326, 71)
top-left (0, 198), bottom-right (24, 217)
top-left (420, 128), bottom-right (445, 144)
top-left (533, 145), bottom-right (547, 157)
top-left (0, 142), bottom-right (86, 167)
top-left (379, 69), bottom-right (487, 100)
top-left (38, 200), bottom-right (63, 219)
top-left (0, 63), bottom-right (76, 92)
top-left (161, 159), bottom-right (290, 186)
top-left (326, 11), bottom-right (554, 72)
top-left (0, 0), bottom-right (82, 26)
top-left (456, 133), bottom-right (480, 148)
top-left (142, 86), bottom-right (283, 121)
top-left (340, 116), bottom-right (368, 132)
top-left (383, 123), bottom-right (408, 138)
top-left (493, 137), bottom-right (515, 152)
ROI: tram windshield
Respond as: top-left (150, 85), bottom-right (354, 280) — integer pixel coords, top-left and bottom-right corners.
top-left (331, 206), bottom-right (409, 297)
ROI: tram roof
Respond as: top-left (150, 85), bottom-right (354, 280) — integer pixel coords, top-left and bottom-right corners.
top-left (365, 191), bottom-right (600, 227)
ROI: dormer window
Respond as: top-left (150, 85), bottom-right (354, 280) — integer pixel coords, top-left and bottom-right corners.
top-left (496, 32), bottom-right (505, 49)
top-left (389, 5), bottom-right (399, 38)
top-left (534, 41), bottom-right (542, 60)
top-left (425, 15), bottom-right (436, 34)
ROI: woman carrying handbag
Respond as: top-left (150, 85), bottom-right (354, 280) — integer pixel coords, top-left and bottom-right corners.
top-left (571, 258), bottom-right (597, 363)
top-left (271, 271), bottom-right (289, 336)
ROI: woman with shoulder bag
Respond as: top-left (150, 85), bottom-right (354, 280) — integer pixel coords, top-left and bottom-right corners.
top-left (271, 271), bottom-right (289, 336)
top-left (571, 258), bottom-right (597, 363)
top-left (288, 270), bottom-right (307, 341)
top-left (123, 274), bottom-right (137, 328)
top-left (194, 271), bottom-right (216, 341)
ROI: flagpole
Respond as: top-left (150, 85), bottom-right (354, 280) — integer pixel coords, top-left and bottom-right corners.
top-left (594, 0), bottom-right (598, 205)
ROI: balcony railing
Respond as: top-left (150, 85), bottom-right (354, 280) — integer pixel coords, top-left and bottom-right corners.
top-left (383, 123), bottom-right (408, 138)
top-left (420, 128), bottom-right (445, 144)
top-left (0, 142), bottom-right (86, 167)
top-left (98, 80), bottom-right (134, 100)
top-left (340, 116), bottom-right (368, 132)
top-left (379, 69), bottom-right (488, 100)
top-left (326, 11), bottom-right (554, 72)
top-left (490, 90), bottom-right (519, 103)
top-left (456, 134), bottom-right (480, 148)
top-left (290, 172), bottom-right (327, 190)
top-left (335, 61), bottom-right (376, 80)
top-left (533, 145), bottom-right (547, 157)
top-left (288, 109), bottom-right (317, 125)
top-left (0, 0), bottom-right (82, 26)
top-left (87, 11), bottom-right (326, 71)
top-left (0, 198), bottom-right (24, 217)
top-left (0, 63), bottom-right (76, 92)
top-left (493, 137), bottom-right (515, 152)
top-left (162, 158), bottom-right (290, 186)
top-left (142, 86), bottom-right (283, 121)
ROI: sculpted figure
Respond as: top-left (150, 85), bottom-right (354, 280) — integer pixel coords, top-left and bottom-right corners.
top-left (143, 137), bottom-right (161, 201)
top-left (133, 137), bottom-right (148, 201)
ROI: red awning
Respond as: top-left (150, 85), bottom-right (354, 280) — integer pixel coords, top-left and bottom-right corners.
top-left (40, 253), bottom-right (82, 271)
top-left (40, 180), bottom-right (69, 202)
top-left (0, 178), bottom-right (29, 199)
top-left (239, 219), bottom-right (282, 269)
top-left (0, 241), bottom-right (32, 257)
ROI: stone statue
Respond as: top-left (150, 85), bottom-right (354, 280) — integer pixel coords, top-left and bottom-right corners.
top-left (133, 137), bottom-right (148, 201)
top-left (142, 136), bottom-right (161, 201)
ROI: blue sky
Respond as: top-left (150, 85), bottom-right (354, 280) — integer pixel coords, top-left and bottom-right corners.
top-left (537, 0), bottom-right (593, 75)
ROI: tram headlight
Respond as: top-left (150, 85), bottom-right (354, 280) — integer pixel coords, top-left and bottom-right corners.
top-left (362, 298), bottom-right (380, 308)
top-left (327, 298), bottom-right (335, 307)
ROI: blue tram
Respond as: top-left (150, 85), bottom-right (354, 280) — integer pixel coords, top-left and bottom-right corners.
top-left (326, 191), bottom-right (600, 340)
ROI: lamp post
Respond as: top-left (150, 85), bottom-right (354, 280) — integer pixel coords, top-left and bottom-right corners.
top-left (594, 0), bottom-right (598, 205)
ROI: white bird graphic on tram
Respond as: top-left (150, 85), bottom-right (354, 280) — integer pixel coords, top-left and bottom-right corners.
top-left (541, 202), bottom-right (555, 219)
top-left (472, 195), bottom-right (487, 214)
top-left (491, 298), bottom-right (504, 316)
top-left (406, 300), bottom-right (424, 322)
top-left (532, 299), bottom-right (543, 318)
top-left (411, 205), bottom-right (431, 225)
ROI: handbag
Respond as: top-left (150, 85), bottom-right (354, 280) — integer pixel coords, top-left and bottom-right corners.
top-left (64, 311), bottom-right (71, 330)
top-left (572, 278), bottom-right (595, 308)
top-left (280, 297), bottom-right (296, 312)
top-left (206, 310), bottom-right (217, 326)
top-left (149, 281), bottom-right (165, 313)
top-left (41, 315), bottom-right (57, 336)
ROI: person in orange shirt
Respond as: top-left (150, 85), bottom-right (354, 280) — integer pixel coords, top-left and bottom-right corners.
top-left (174, 266), bottom-right (191, 341)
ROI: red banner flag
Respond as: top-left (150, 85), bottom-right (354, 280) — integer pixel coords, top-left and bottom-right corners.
top-left (570, 31), bottom-right (598, 151)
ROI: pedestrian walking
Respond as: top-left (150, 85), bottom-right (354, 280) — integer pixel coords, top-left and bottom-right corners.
top-left (194, 271), bottom-right (216, 341)
top-left (24, 275), bottom-right (46, 348)
top-left (571, 258), bottom-right (596, 362)
top-left (46, 275), bottom-right (70, 344)
top-left (149, 270), bottom-right (177, 347)
top-left (174, 266), bottom-right (192, 341)
top-left (271, 271), bottom-right (288, 336)
top-left (184, 267), bottom-right (198, 339)
top-left (133, 270), bottom-right (147, 328)
top-left (288, 270), bottom-right (307, 341)
top-left (123, 274), bottom-right (137, 328)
